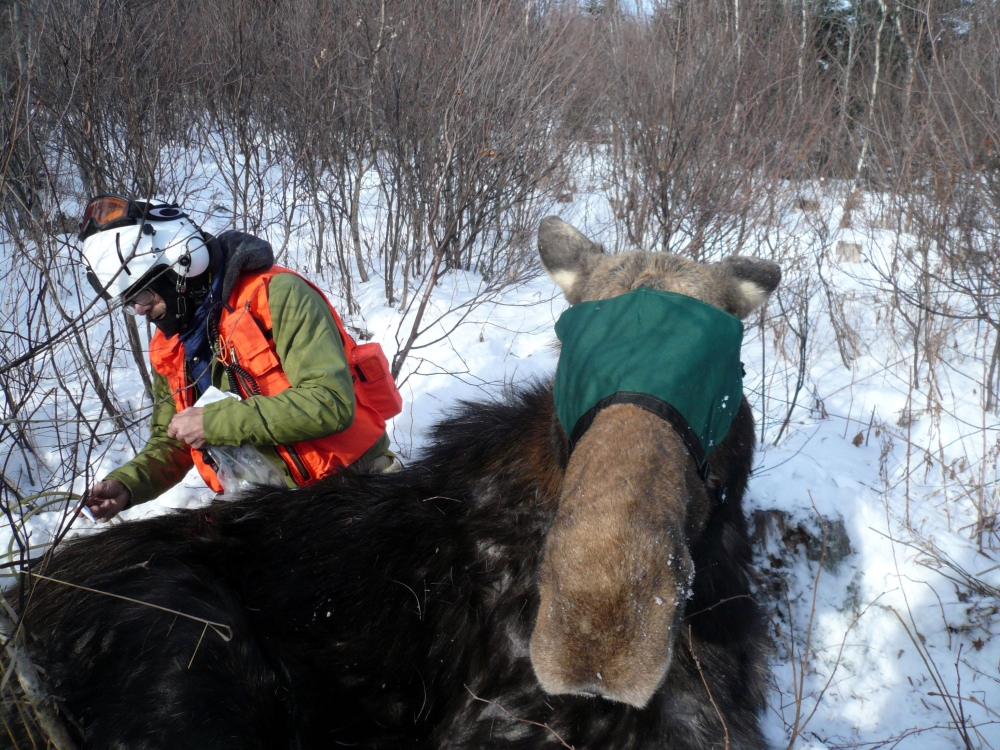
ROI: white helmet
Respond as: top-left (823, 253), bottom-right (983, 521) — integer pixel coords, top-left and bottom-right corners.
top-left (79, 195), bottom-right (209, 300)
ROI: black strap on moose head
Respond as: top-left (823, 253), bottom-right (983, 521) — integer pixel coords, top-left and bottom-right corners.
top-left (567, 391), bottom-right (711, 483)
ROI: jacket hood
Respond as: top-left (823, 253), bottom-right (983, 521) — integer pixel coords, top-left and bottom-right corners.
top-left (214, 230), bottom-right (275, 305)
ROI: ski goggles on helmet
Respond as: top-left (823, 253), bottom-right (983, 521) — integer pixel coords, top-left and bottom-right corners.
top-left (78, 194), bottom-right (187, 242)
top-left (78, 194), bottom-right (136, 242)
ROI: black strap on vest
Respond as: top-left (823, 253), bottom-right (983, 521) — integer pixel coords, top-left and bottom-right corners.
top-left (567, 391), bottom-right (710, 484)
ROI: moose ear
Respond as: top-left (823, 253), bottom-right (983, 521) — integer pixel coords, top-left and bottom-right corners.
top-left (714, 256), bottom-right (782, 318)
top-left (537, 216), bottom-right (604, 304)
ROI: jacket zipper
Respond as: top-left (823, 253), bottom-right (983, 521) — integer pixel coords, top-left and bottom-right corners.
top-left (279, 444), bottom-right (311, 484)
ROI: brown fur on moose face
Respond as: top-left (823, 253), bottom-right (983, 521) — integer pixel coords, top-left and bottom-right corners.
top-left (531, 406), bottom-right (702, 707)
top-left (530, 217), bottom-right (780, 707)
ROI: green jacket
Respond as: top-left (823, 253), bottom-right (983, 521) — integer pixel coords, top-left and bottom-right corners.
top-left (107, 273), bottom-right (388, 506)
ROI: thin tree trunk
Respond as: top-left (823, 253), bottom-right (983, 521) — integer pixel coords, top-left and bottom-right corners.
top-left (391, 246), bottom-right (445, 379)
top-left (985, 324), bottom-right (999, 413)
top-left (313, 191), bottom-right (326, 275)
top-left (350, 157), bottom-right (371, 283)
top-left (123, 315), bottom-right (153, 403)
top-left (348, 0), bottom-right (387, 286)
top-left (854, 0), bottom-right (888, 186)
top-left (893, 0), bottom-right (920, 180)
top-left (797, 0), bottom-right (808, 106)
top-left (830, 14), bottom-right (857, 172)
top-left (391, 130), bottom-right (456, 378)
top-left (72, 330), bottom-right (126, 431)
top-left (734, 0), bottom-right (741, 66)
top-left (25, 230), bottom-right (128, 431)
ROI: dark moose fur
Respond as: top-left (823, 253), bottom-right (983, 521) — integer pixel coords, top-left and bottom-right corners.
top-left (12, 384), bottom-right (767, 749)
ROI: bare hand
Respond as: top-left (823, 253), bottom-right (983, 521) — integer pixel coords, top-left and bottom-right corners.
top-left (168, 407), bottom-right (206, 449)
top-left (83, 480), bottom-right (131, 522)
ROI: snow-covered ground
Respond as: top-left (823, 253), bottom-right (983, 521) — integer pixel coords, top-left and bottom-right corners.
top-left (2, 166), bottom-right (998, 749)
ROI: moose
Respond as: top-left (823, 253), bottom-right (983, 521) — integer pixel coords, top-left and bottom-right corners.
top-left (7, 217), bottom-right (780, 749)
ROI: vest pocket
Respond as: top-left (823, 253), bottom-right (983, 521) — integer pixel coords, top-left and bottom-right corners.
top-left (350, 342), bottom-right (403, 420)
top-left (226, 341), bottom-right (282, 398)
top-left (223, 313), bottom-right (282, 375)
top-left (242, 347), bottom-right (282, 383)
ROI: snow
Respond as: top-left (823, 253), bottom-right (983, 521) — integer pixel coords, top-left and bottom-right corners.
top-left (2, 166), bottom-right (999, 748)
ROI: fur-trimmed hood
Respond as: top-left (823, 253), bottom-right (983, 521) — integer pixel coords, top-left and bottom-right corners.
top-left (212, 230), bottom-right (275, 305)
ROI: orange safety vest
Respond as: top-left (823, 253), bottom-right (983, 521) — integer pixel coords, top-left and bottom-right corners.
top-left (149, 266), bottom-right (387, 492)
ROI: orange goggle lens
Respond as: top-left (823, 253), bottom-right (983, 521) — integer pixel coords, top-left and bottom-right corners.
top-left (79, 195), bottom-right (132, 240)
top-left (82, 195), bottom-right (129, 226)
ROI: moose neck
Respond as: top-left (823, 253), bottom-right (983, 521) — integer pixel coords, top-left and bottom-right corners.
top-left (530, 404), bottom-right (711, 708)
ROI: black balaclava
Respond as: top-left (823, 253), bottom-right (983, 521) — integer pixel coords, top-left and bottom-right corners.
top-left (130, 238), bottom-right (222, 338)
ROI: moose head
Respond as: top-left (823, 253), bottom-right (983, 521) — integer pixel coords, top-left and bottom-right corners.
top-left (530, 217), bottom-right (780, 708)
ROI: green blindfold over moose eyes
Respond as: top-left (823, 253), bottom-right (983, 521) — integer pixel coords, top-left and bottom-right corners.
top-left (553, 288), bottom-right (745, 477)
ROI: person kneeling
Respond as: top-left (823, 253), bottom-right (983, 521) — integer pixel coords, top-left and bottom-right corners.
top-left (79, 195), bottom-right (401, 520)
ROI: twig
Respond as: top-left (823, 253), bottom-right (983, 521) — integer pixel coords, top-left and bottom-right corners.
top-left (686, 625), bottom-right (729, 750)
top-left (683, 593), bottom-right (756, 620)
top-left (929, 690), bottom-right (1000, 722)
top-left (187, 623), bottom-right (210, 670)
top-left (888, 607), bottom-right (974, 750)
top-left (796, 593), bottom-right (887, 734)
top-left (464, 685), bottom-right (574, 750)
top-left (26, 572), bottom-right (232, 641)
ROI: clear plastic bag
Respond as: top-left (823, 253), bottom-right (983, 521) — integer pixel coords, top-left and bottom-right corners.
top-left (194, 386), bottom-right (286, 496)
top-left (208, 444), bottom-right (286, 495)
